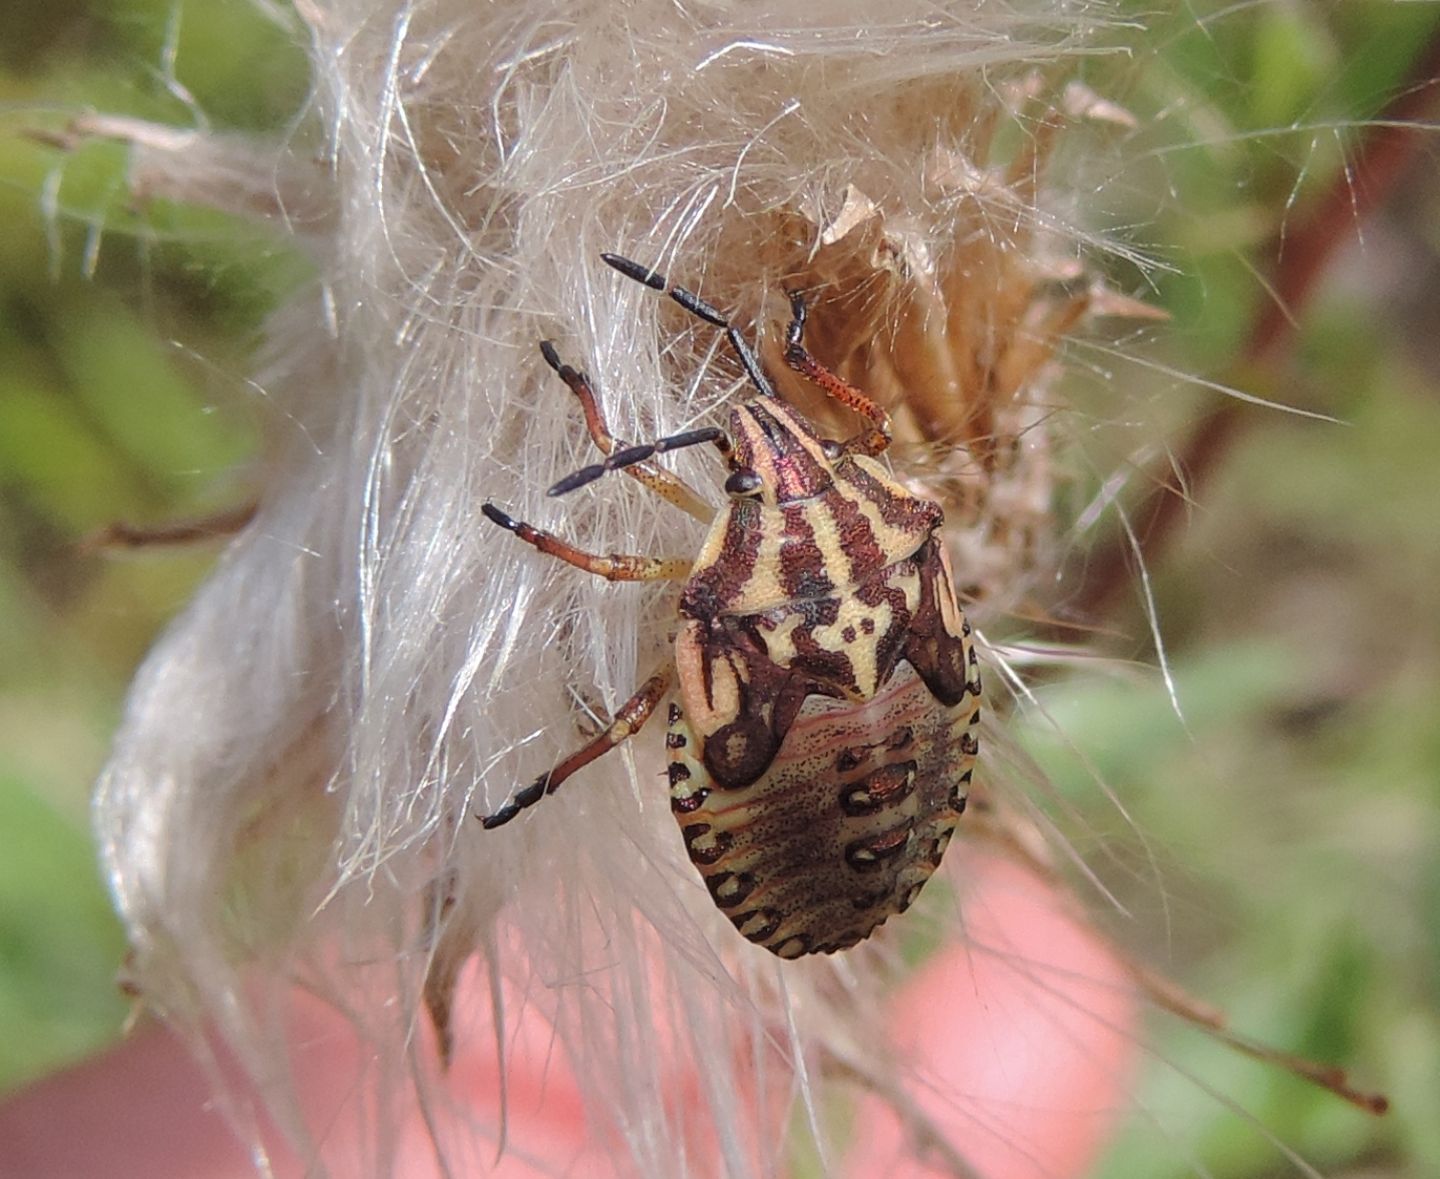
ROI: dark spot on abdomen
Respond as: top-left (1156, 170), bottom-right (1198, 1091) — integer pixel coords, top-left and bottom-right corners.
top-left (682, 823), bottom-right (733, 865)
top-left (839, 760), bottom-right (918, 817)
top-left (703, 715), bottom-right (780, 789)
top-left (706, 870), bottom-right (758, 909)
top-left (845, 820), bottom-right (915, 872)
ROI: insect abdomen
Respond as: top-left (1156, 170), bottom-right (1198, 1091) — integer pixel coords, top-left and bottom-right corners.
top-left (669, 660), bottom-right (978, 957)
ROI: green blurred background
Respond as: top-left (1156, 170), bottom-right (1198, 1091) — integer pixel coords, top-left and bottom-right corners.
top-left (0, 2), bottom-right (1436, 1176)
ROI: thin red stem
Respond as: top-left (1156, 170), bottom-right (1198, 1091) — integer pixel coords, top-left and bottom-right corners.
top-left (1066, 32), bottom-right (1440, 623)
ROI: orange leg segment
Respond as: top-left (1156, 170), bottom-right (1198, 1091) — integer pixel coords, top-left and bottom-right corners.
top-left (483, 503), bottom-right (691, 582)
top-left (782, 292), bottom-right (892, 457)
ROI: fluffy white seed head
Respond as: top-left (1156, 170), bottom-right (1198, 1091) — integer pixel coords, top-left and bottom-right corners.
top-left (93, 0), bottom-right (1158, 1174)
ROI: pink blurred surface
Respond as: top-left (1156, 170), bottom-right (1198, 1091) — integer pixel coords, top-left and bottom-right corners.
top-left (0, 857), bottom-right (1135, 1178)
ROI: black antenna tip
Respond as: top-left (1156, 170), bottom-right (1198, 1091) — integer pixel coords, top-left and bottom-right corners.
top-left (602, 252), bottom-right (666, 290)
top-left (538, 339), bottom-right (562, 371)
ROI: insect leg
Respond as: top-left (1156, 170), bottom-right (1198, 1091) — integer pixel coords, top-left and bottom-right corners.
top-left (539, 341), bottom-right (715, 523)
top-left (601, 252), bottom-right (779, 401)
top-left (483, 503), bottom-right (691, 581)
top-left (480, 666), bottom-right (673, 828)
top-left (782, 291), bottom-right (893, 457)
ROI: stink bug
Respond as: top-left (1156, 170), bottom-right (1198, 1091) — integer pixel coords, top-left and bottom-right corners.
top-left (481, 254), bottom-right (981, 957)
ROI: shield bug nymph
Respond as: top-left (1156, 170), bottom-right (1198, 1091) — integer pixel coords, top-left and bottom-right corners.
top-left (481, 253), bottom-right (981, 957)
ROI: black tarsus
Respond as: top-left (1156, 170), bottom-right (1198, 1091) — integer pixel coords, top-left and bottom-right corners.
top-left (481, 502), bottom-right (518, 532)
top-left (785, 289), bottom-right (807, 349)
top-left (480, 773), bottom-right (549, 829)
top-left (538, 339), bottom-right (566, 372)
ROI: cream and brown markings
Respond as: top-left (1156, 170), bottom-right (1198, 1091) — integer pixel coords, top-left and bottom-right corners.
top-left (668, 386), bottom-right (978, 954)
top-left (482, 252), bottom-right (979, 957)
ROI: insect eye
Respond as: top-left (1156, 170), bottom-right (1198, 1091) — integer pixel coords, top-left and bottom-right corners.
top-left (724, 469), bottom-right (763, 497)
top-left (820, 439), bottom-right (844, 460)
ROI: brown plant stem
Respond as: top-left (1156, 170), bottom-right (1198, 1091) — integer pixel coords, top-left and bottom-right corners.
top-left (1064, 31), bottom-right (1440, 625)
top-left (80, 501), bottom-right (259, 553)
top-left (965, 798), bottom-right (1391, 1116)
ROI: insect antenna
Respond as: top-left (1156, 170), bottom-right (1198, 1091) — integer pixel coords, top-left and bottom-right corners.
top-left (548, 425), bottom-right (729, 497)
top-left (601, 252), bottom-right (779, 399)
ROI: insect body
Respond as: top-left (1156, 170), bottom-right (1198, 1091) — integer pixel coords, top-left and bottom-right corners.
top-left (482, 254), bottom-right (980, 956)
